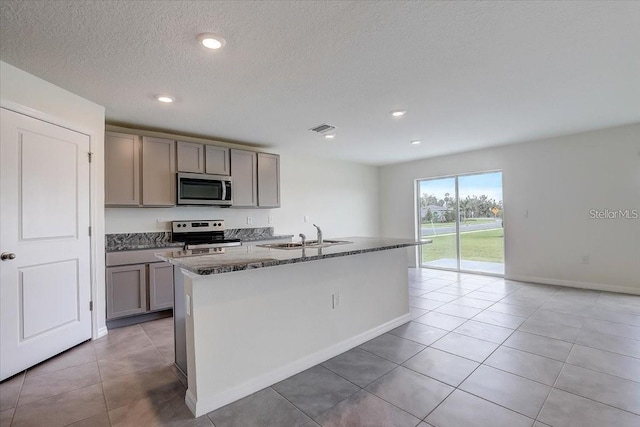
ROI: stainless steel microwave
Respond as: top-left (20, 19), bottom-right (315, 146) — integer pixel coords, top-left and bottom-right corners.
top-left (177, 173), bottom-right (232, 206)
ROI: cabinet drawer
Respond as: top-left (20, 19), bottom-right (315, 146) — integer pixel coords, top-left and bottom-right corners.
top-left (106, 248), bottom-right (171, 266)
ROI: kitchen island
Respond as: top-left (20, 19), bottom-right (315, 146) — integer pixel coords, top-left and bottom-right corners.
top-left (158, 237), bottom-right (421, 417)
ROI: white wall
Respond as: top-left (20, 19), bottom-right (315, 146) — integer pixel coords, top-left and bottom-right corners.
top-left (0, 61), bottom-right (107, 336)
top-left (106, 150), bottom-right (380, 239)
top-left (380, 124), bottom-right (640, 294)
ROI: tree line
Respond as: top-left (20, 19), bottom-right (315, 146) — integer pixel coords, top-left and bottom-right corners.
top-left (421, 193), bottom-right (503, 223)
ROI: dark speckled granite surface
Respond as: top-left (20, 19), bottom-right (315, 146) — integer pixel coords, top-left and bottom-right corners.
top-left (105, 232), bottom-right (183, 252)
top-left (156, 237), bottom-right (424, 275)
top-left (106, 227), bottom-right (293, 252)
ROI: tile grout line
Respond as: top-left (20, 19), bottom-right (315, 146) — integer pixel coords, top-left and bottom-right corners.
top-left (6, 370), bottom-right (26, 427)
top-left (92, 338), bottom-right (114, 427)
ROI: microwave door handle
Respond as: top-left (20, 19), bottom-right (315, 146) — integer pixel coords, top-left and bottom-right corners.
top-left (221, 182), bottom-right (226, 201)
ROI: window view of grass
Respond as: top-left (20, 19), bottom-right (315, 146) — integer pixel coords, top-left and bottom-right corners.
top-left (422, 228), bottom-right (504, 263)
top-left (418, 171), bottom-right (504, 274)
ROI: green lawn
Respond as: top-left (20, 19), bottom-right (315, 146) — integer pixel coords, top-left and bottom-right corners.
top-left (422, 228), bottom-right (504, 263)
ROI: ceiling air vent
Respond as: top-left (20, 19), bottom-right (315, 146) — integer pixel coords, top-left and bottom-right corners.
top-left (309, 123), bottom-right (336, 134)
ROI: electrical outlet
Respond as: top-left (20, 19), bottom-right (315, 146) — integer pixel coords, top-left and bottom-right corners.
top-left (246, 216), bottom-right (253, 225)
top-left (156, 218), bottom-right (164, 229)
top-left (304, 215), bottom-right (310, 223)
top-left (332, 292), bottom-right (341, 309)
top-left (268, 216), bottom-right (273, 224)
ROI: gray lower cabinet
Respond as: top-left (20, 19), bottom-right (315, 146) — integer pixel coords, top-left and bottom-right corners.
top-left (106, 264), bottom-right (147, 319)
top-left (148, 262), bottom-right (174, 311)
top-left (106, 249), bottom-right (175, 320)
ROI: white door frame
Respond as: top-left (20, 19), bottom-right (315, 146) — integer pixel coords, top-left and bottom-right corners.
top-left (1, 99), bottom-right (104, 340)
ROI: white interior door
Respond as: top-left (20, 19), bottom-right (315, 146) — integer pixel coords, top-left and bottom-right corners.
top-left (0, 108), bottom-right (92, 381)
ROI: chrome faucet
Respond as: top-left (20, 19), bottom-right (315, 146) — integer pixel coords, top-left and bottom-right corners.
top-left (312, 224), bottom-right (323, 245)
top-left (299, 233), bottom-right (306, 248)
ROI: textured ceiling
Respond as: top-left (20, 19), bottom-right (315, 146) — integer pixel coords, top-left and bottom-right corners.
top-left (1, 0), bottom-right (639, 165)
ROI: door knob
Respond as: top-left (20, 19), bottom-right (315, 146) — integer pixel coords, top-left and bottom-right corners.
top-left (1, 252), bottom-right (16, 261)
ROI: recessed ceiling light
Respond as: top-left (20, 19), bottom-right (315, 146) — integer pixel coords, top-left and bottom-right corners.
top-left (155, 95), bottom-right (175, 103)
top-left (410, 140), bottom-right (421, 145)
top-left (390, 110), bottom-right (406, 117)
top-left (324, 134), bottom-right (336, 139)
top-left (198, 33), bottom-right (226, 50)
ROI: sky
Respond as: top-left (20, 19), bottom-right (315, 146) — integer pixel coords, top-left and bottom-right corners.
top-left (419, 171), bottom-right (503, 203)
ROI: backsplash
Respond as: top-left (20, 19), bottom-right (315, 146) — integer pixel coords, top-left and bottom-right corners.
top-left (106, 227), bottom-right (291, 251)
top-left (106, 232), bottom-right (180, 252)
top-left (225, 227), bottom-right (278, 241)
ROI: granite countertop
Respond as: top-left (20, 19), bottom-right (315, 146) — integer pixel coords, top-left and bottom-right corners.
top-left (106, 228), bottom-right (294, 252)
top-left (156, 237), bottom-right (427, 275)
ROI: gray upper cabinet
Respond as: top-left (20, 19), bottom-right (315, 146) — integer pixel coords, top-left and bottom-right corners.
top-left (230, 149), bottom-right (257, 207)
top-left (105, 126), bottom-right (279, 209)
top-left (142, 136), bottom-right (176, 206)
top-left (105, 131), bottom-right (140, 206)
top-left (257, 153), bottom-right (280, 207)
top-left (205, 145), bottom-right (230, 176)
top-left (177, 141), bottom-right (205, 173)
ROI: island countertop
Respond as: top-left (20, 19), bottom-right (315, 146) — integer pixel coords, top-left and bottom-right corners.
top-left (156, 237), bottom-right (426, 275)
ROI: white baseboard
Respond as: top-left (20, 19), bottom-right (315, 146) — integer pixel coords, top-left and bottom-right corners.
top-left (185, 389), bottom-right (197, 416)
top-left (94, 326), bottom-right (108, 340)
top-left (506, 274), bottom-right (640, 296)
top-left (188, 312), bottom-right (411, 417)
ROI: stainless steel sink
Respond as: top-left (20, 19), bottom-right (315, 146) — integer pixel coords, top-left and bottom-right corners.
top-left (258, 242), bottom-right (305, 249)
top-left (258, 240), bottom-right (352, 250)
top-left (305, 240), bottom-right (352, 248)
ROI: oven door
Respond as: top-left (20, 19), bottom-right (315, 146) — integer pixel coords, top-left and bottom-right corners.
top-left (177, 173), bottom-right (232, 206)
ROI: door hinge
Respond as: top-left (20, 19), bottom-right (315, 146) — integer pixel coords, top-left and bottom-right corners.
top-left (89, 301), bottom-right (93, 311)
top-left (88, 152), bottom-right (93, 163)
top-left (88, 226), bottom-right (92, 236)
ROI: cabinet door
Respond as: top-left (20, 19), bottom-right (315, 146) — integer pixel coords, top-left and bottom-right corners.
top-left (106, 265), bottom-right (147, 319)
top-left (230, 149), bottom-right (257, 207)
top-left (148, 262), bottom-right (174, 311)
top-left (257, 153), bottom-right (280, 208)
top-left (142, 136), bottom-right (176, 206)
top-left (177, 141), bottom-right (204, 173)
top-left (205, 145), bottom-right (230, 176)
top-left (105, 132), bottom-right (140, 206)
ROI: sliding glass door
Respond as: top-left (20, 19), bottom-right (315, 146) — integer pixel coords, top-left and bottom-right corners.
top-left (417, 171), bottom-right (504, 275)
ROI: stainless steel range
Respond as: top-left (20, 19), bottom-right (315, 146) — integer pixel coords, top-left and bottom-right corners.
top-left (171, 219), bottom-right (241, 380)
top-left (171, 220), bottom-right (241, 250)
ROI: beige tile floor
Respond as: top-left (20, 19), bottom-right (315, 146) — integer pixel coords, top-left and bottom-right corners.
top-left (1, 269), bottom-right (639, 427)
